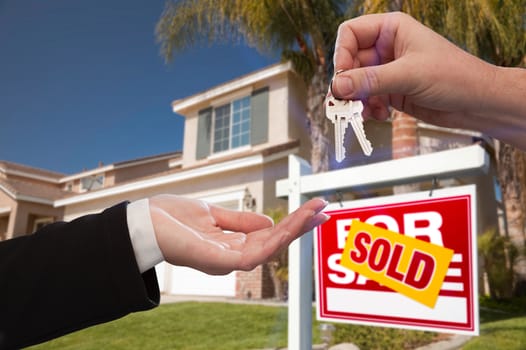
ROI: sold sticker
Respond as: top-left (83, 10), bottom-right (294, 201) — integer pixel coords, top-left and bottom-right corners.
top-left (340, 220), bottom-right (454, 308)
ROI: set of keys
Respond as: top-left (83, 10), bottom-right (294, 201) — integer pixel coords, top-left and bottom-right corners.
top-left (325, 95), bottom-right (373, 162)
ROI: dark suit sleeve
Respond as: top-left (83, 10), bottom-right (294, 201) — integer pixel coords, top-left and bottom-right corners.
top-left (0, 202), bottom-right (160, 349)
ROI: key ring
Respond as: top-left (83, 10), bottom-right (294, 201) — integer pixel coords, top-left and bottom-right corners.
top-left (330, 69), bottom-right (346, 99)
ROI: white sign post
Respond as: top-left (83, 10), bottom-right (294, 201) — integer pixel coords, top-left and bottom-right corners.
top-left (277, 145), bottom-right (490, 350)
top-left (287, 155), bottom-right (312, 350)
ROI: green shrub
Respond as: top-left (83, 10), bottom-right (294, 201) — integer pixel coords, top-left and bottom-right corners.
top-left (478, 229), bottom-right (518, 299)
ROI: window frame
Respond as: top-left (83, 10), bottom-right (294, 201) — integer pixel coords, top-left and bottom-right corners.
top-left (210, 95), bottom-right (251, 155)
top-left (33, 217), bottom-right (54, 232)
top-left (79, 173), bottom-right (105, 192)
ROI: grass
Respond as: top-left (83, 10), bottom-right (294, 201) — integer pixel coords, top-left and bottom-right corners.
top-left (27, 297), bottom-right (526, 350)
top-left (460, 296), bottom-right (526, 350)
top-left (462, 316), bottom-right (526, 349)
top-left (28, 302), bottom-right (316, 350)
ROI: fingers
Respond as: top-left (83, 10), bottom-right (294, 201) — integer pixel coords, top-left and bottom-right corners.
top-left (234, 198), bottom-right (329, 271)
top-left (209, 205), bottom-right (273, 233)
top-left (153, 195), bottom-right (330, 274)
top-left (332, 12), bottom-right (415, 101)
top-left (333, 56), bottom-right (413, 101)
top-left (334, 13), bottom-right (399, 73)
top-left (275, 198), bottom-right (329, 245)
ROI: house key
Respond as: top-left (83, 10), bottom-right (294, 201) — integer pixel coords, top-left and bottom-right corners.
top-left (325, 96), bottom-right (373, 162)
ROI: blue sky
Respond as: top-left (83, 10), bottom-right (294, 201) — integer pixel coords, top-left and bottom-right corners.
top-left (0, 0), bottom-right (279, 174)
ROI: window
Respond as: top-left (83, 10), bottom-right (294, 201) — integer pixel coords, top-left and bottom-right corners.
top-left (33, 217), bottom-right (54, 232)
top-left (80, 174), bottom-right (104, 191)
top-left (195, 87), bottom-right (268, 160)
top-left (212, 96), bottom-right (251, 153)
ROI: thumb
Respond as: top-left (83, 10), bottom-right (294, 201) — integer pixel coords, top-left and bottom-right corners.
top-left (332, 59), bottom-right (410, 100)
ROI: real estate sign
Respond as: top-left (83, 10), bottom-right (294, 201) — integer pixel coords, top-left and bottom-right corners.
top-left (314, 185), bottom-right (479, 335)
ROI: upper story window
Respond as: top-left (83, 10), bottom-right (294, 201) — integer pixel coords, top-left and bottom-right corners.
top-left (213, 96), bottom-right (251, 153)
top-left (196, 87), bottom-right (269, 160)
top-left (80, 174), bottom-right (104, 192)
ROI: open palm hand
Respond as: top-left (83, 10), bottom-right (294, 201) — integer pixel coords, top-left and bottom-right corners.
top-left (149, 195), bottom-right (328, 275)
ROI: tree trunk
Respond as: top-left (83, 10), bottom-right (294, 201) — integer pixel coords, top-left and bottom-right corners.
top-left (267, 261), bottom-right (284, 300)
top-left (497, 142), bottom-right (526, 295)
top-left (307, 66), bottom-right (331, 173)
top-left (392, 109), bottom-right (420, 194)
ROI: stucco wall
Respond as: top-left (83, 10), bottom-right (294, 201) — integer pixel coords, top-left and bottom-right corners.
top-left (11, 201), bottom-right (63, 237)
top-left (61, 162), bottom-right (279, 221)
top-left (0, 191), bottom-right (15, 239)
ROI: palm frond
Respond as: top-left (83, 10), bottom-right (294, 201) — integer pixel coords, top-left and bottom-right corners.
top-left (157, 0), bottom-right (351, 82)
top-left (156, 0), bottom-right (255, 61)
top-left (356, 0), bottom-right (525, 66)
top-left (281, 49), bottom-right (315, 84)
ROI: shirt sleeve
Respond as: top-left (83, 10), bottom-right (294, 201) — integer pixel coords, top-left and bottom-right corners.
top-left (126, 199), bottom-right (164, 273)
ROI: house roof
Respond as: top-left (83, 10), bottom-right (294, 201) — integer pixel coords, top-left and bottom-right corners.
top-left (0, 138), bottom-right (300, 207)
top-left (54, 139), bottom-right (301, 207)
top-left (60, 150), bottom-right (182, 183)
top-left (172, 61), bottom-right (293, 115)
top-left (0, 177), bottom-right (69, 204)
top-left (114, 150), bottom-right (182, 167)
top-left (0, 150), bottom-right (183, 204)
top-left (0, 160), bottom-right (65, 182)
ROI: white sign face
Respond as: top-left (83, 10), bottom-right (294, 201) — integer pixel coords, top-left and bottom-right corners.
top-left (314, 185), bottom-right (479, 335)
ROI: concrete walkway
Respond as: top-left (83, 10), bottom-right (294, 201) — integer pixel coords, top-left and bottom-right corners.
top-left (414, 334), bottom-right (472, 350)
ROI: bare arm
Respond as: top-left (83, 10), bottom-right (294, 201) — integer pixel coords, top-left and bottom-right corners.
top-left (149, 195), bottom-right (329, 275)
top-left (331, 12), bottom-right (526, 150)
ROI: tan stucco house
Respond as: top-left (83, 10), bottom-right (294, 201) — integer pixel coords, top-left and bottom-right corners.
top-left (0, 61), bottom-right (501, 299)
top-left (0, 62), bottom-right (312, 299)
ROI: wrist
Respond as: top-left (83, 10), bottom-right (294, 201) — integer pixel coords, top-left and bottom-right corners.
top-left (475, 65), bottom-right (526, 149)
top-left (491, 66), bottom-right (526, 117)
top-left (127, 199), bottom-right (164, 273)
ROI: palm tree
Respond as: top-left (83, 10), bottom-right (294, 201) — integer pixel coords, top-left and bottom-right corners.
top-left (156, 0), bottom-right (350, 173)
top-left (357, 0), bottom-right (526, 294)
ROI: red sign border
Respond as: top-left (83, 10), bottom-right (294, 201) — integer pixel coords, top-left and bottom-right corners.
top-left (314, 185), bottom-right (479, 335)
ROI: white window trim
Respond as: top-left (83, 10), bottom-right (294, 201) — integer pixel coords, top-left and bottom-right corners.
top-left (207, 145), bottom-right (252, 160)
top-left (33, 217), bottom-right (54, 232)
top-left (210, 96), bottom-right (251, 155)
top-left (79, 173), bottom-right (105, 193)
top-left (0, 207), bottom-right (11, 215)
top-left (209, 86), bottom-right (253, 108)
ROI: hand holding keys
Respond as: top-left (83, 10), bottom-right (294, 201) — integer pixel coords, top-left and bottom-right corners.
top-left (325, 96), bottom-right (373, 162)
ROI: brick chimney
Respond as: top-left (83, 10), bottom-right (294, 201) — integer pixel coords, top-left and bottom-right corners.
top-left (392, 110), bottom-right (420, 193)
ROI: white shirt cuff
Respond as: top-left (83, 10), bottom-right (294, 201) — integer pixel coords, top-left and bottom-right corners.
top-left (126, 198), bottom-right (164, 273)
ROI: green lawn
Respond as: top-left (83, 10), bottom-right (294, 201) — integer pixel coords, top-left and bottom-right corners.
top-left (27, 298), bottom-right (526, 350)
top-left (461, 297), bottom-right (526, 350)
top-left (28, 302), bottom-right (315, 350)
top-left (28, 301), bottom-right (435, 350)
top-left (462, 316), bottom-right (526, 350)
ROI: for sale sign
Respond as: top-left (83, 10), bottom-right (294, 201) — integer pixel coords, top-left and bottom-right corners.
top-left (340, 220), bottom-right (455, 308)
top-left (315, 185), bottom-right (479, 335)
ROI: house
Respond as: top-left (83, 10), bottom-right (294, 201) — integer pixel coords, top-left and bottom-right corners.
top-left (0, 62), bottom-right (311, 299)
top-left (0, 61), bottom-right (501, 299)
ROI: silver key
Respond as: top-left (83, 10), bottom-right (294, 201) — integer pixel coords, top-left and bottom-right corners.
top-left (325, 96), bottom-right (373, 162)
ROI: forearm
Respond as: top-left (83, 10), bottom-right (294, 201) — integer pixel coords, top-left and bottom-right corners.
top-left (481, 66), bottom-right (526, 149)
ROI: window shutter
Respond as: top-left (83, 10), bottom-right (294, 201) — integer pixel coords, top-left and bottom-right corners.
top-left (196, 107), bottom-right (212, 159)
top-left (250, 87), bottom-right (269, 145)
